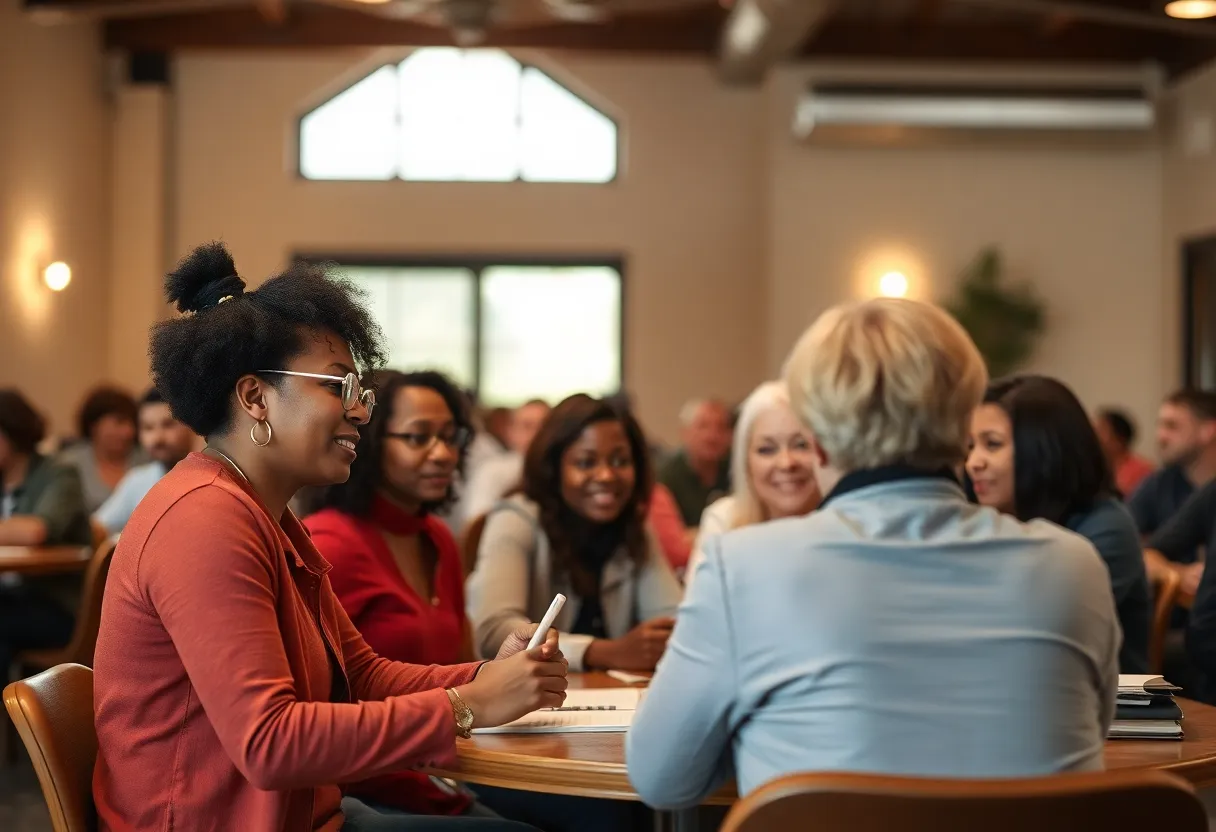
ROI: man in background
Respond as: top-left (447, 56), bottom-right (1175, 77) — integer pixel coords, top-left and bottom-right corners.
top-left (1130, 389), bottom-right (1216, 592)
top-left (94, 388), bottom-right (196, 536)
top-left (460, 399), bottom-right (551, 528)
top-left (657, 399), bottom-right (732, 527)
top-left (1094, 407), bottom-right (1155, 498)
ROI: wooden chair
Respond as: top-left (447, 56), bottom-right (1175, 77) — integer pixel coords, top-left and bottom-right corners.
top-left (1150, 567), bottom-right (1182, 674)
top-left (461, 512), bottom-right (488, 577)
top-left (720, 769), bottom-right (1207, 832)
top-left (3, 664), bottom-right (97, 832)
top-left (89, 518), bottom-right (109, 552)
top-left (6, 537), bottom-right (116, 763)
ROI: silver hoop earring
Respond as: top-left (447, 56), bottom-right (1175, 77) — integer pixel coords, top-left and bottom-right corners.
top-left (250, 419), bottom-right (273, 448)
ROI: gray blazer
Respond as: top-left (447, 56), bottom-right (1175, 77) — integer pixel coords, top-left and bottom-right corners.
top-left (626, 476), bottom-right (1120, 810)
top-left (466, 495), bottom-right (683, 669)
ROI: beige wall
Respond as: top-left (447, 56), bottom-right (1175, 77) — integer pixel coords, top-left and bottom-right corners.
top-left (765, 66), bottom-right (1167, 447)
top-left (0, 0), bottom-right (110, 436)
top-left (1163, 61), bottom-right (1216, 392)
top-left (171, 51), bottom-right (768, 443)
top-left (8, 39), bottom-right (1186, 446)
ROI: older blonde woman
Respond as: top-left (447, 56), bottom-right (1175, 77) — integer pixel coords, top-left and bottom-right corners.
top-left (626, 298), bottom-right (1120, 811)
top-left (686, 382), bottom-right (820, 581)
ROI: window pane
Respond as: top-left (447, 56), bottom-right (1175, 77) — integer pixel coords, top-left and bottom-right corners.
top-left (479, 266), bottom-right (621, 406)
top-left (399, 48), bottom-right (522, 182)
top-left (342, 266), bottom-right (476, 387)
top-left (519, 69), bottom-right (617, 183)
top-left (300, 66), bottom-right (399, 181)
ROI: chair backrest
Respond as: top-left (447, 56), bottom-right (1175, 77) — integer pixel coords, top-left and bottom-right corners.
top-left (461, 513), bottom-right (488, 577)
top-left (3, 664), bottom-right (97, 832)
top-left (88, 519), bottom-right (109, 552)
top-left (63, 538), bottom-right (117, 667)
top-left (1150, 567), bottom-right (1182, 674)
top-left (720, 769), bottom-right (1208, 832)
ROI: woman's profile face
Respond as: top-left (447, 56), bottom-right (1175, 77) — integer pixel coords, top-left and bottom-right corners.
top-left (559, 419), bottom-right (636, 524)
top-left (966, 403), bottom-right (1016, 515)
top-left (259, 331), bottom-right (370, 488)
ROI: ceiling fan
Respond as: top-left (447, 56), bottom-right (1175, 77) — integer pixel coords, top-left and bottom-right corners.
top-left (334, 0), bottom-right (712, 44)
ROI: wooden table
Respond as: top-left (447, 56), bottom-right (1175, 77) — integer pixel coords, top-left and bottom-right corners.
top-left (432, 673), bottom-right (1216, 825)
top-left (0, 546), bottom-right (92, 576)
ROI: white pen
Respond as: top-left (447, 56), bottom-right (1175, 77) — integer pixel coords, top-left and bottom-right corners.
top-left (526, 593), bottom-right (567, 651)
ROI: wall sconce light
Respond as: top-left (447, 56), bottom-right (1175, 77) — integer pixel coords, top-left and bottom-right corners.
top-left (878, 271), bottom-right (909, 298)
top-left (43, 261), bottom-right (71, 292)
top-left (1165, 0), bottom-right (1216, 18)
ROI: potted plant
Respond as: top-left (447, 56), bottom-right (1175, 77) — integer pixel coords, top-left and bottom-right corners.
top-left (945, 247), bottom-right (1046, 379)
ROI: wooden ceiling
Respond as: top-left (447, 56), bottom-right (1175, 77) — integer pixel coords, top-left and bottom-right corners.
top-left (21, 0), bottom-right (1216, 80)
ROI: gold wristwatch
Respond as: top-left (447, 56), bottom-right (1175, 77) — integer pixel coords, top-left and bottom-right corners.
top-left (446, 688), bottom-right (474, 738)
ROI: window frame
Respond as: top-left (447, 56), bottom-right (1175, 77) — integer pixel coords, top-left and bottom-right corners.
top-left (295, 252), bottom-right (628, 404)
top-left (294, 51), bottom-right (622, 185)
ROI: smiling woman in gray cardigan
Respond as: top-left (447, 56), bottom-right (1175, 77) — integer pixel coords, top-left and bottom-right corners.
top-left (466, 395), bottom-right (682, 671)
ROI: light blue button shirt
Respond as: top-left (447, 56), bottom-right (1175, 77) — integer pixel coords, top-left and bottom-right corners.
top-left (626, 476), bottom-right (1121, 810)
top-left (94, 461), bottom-right (168, 535)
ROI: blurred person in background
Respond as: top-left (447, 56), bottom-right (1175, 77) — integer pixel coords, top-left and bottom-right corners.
top-left (657, 398), bottom-right (732, 527)
top-left (0, 388), bottom-right (91, 676)
top-left (94, 388), bottom-right (197, 536)
top-left (1094, 407), bottom-right (1154, 498)
top-left (59, 384), bottom-right (143, 512)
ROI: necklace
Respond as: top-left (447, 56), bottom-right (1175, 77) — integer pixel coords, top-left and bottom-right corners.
top-left (206, 446), bottom-right (251, 484)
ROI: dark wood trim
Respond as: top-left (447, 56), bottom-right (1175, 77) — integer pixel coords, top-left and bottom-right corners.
top-left (103, 4), bottom-right (724, 51)
top-left (294, 253), bottom-right (626, 403)
top-left (801, 18), bottom-right (1196, 71)
top-left (1179, 234), bottom-right (1216, 389)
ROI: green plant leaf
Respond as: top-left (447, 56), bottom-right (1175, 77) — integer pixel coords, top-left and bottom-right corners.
top-left (945, 247), bottom-right (1046, 379)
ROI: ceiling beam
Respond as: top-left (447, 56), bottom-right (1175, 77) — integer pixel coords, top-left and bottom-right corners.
top-left (907, 0), bottom-right (945, 28)
top-left (24, 0), bottom-right (247, 23)
top-left (949, 0), bottom-right (1216, 39)
top-left (103, 2), bottom-right (725, 50)
top-left (718, 0), bottom-right (838, 85)
top-left (255, 0), bottom-right (286, 26)
top-left (802, 18), bottom-right (1186, 65)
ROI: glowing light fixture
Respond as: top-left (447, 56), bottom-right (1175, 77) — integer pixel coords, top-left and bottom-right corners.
top-left (878, 271), bottom-right (909, 298)
top-left (43, 261), bottom-right (71, 292)
top-left (1165, 0), bottom-right (1216, 18)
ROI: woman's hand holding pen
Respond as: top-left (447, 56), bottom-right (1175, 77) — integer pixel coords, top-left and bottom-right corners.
top-left (457, 626), bottom-right (568, 729)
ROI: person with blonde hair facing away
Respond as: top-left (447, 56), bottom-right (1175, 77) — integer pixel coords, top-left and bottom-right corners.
top-left (685, 381), bottom-right (820, 582)
top-left (627, 298), bottom-right (1120, 811)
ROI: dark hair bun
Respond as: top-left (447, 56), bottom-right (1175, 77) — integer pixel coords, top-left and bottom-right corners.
top-left (165, 241), bottom-right (247, 314)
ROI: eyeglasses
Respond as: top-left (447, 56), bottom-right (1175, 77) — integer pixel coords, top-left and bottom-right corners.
top-left (385, 427), bottom-right (472, 454)
top-left (257, 370), bottom-right (376, 417)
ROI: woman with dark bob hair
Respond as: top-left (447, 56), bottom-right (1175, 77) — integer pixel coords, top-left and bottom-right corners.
top-left (468, 393), bottom-right (682, 672)
top-left (966, 374), bottom-right (1151, 673)
top-left (92, 242), bottom-right (564, 832)
top-left (305, 368), bottom-right (492, 818)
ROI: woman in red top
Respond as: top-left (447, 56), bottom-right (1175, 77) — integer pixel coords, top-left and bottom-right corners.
top-left (306, 369), bottom-right (484, 817)
top-left (91, 242), bottom-right (566, 832)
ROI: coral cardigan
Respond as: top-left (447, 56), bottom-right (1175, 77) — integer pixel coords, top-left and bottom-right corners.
top-left (92, 454), bottom-right (480, 832)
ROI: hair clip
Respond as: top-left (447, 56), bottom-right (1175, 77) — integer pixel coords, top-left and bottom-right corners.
top-left (217, 295), bottom-right (234, 304)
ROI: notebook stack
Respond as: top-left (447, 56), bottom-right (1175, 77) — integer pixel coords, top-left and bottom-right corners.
top-left (1109, 674), bottom-right (1184, 740)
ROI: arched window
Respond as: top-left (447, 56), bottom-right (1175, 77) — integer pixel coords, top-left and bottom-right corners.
top-left (299, 48), bottom-right (618, 183)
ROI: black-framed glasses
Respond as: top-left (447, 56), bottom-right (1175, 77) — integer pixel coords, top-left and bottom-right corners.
top-left (258, 370), bottom-right (376, 416)
top-left (385, 427), bottom-right (471, 454)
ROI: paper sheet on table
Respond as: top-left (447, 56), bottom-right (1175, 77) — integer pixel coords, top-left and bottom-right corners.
top-left (471, 689), bottom-right (644, 734)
